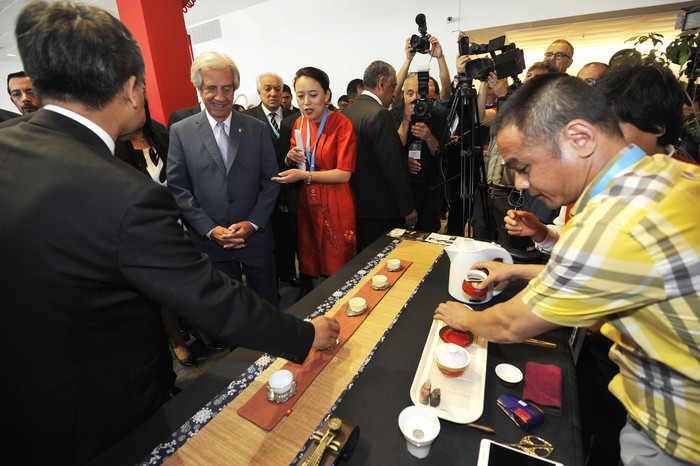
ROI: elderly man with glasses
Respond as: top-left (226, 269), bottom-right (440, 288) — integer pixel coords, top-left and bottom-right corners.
top-left (544, 39), bottom-right (574, 73)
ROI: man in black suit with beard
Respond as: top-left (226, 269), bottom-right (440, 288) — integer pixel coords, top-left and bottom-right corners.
top-left (244, 73), bottom-right (300, 286)
top-left (344, 60), bottom-right (417, 251)
top-left (0, 2), bottom-right (339, 464)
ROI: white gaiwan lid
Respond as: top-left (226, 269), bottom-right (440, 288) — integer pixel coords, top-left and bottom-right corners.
top-left (435, 343), bottom-right (471, 369)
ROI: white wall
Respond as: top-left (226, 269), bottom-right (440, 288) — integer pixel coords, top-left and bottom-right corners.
top-left (189, 0), bottom-right (685, 107)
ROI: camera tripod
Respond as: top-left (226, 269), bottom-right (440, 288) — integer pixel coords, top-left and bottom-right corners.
top-left (441, 76), bottom-right (495, 238)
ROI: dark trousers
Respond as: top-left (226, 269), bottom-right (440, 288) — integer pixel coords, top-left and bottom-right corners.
top-left (212, 253), bottom-right (278, 308)
top-left (577, 335), bottom-right (627, 466)
top-left (272, 207), bottom-right (297, 282)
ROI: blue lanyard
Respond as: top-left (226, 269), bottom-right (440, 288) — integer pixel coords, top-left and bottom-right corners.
top-left (581, 145), bottom-right (646, 207)
top-left (305, 110), bottom-right (328, 172)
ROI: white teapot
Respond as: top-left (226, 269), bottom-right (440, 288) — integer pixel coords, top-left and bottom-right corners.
top-left (444, 238), bottom-right (512, 304)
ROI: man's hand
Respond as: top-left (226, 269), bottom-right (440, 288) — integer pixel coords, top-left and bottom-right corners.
top-left (434, 301), bottom-right (471, 332)
top-left (410, 122), bottom-right (434, 142)
top-left (456, 55), bottom-right (470, 74)
top-left (408, 157), bottom-right (421, 174)
top-left (404, 37), bottom-right (416, 60)
top-left (504, 209), bottom-right (548, 242)
top-left (470, 260), bottom-right (515, 289)
top-left (211, 225), bottom-right (239, 248)
top-left (404, 209), bottom-right (418, 228)
top-left (310, 316), bottom-right (341, 349)
top-left (213, 221), bottom-right (255, 250)
top-left (487, 71), bottom-right (508, 98)
top-left (429, 36), bottom-right (443, 59)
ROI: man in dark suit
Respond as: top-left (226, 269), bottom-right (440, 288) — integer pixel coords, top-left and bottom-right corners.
top-left (344, 60), bottom-right (417, 251)
top-left (0, 107), bottom-right (19, 122)
top-left (0, 3), bottom-right (338, 464)
top-left (244, 73), bottom-right (299, 286)
top-left (168, 54), bottom-right (281, 307)
top-left (167, 102), bottom-right (201, 128)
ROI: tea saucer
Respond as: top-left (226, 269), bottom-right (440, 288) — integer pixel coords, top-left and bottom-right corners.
top-left (386, 264), bottom-right (403, 272)
top-left (345, 302), bottom-right (368, 316)
top-left (370, 282), bottom-right (389, 291)
top-left (495, 363), bottom-right (523, 386)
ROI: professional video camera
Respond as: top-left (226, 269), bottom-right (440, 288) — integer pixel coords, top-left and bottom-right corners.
top-left (410, 13), bottom-right (430, 54)
top-left (457, 34), bottom-right (526, 81)
top-left (411, 64), bottom-right (432, 123)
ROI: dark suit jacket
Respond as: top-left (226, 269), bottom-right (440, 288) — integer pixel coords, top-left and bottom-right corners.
top-left (167, 110), bottom-right (280, 262)
top-left (243, 104), bottom-right (296, 168)
top-left (0, 107), bottom-right (19, 122)
top-left (0, 109), bottom-right (312, 465)
top-left (344, 94), bottom-right (415, 219)
top-left (167, 103), bottom-right (201, 128)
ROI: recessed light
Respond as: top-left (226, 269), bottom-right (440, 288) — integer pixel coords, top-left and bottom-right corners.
top-left (6, 53), bottom-right (16, 57)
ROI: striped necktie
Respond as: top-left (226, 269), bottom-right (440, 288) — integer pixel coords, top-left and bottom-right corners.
top-left (269, 112), bottom-right (279, 132)
top-left (216, 121), bottom-right (229, 168)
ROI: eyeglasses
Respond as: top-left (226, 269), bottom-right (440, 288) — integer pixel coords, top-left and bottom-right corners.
top-left (508, 188), bottom-right (524, 210)
top-left (544, 51), bottom-right (571, 61)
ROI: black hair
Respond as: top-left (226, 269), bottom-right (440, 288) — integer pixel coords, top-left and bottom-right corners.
top-left (338, 95), bottom-right (349, 104)
top-left (428, 76), bottom-right (440, 96)
top-left (293, 67), bottom-right (330, 92)
top-left (346, 78), bottom-right (364, 97)
top-left (282, 84), bottom-right (292, 94)
top-left (15, 1), bottom-right (145, 109)
top-left (493, 74), bottom-right (622, 155)
top-left (594, 64), bottom-right (684, 147)
top-left (363, 62), bottom-right (394, 89)
top-left (7, 70), bottom-right (28, 94)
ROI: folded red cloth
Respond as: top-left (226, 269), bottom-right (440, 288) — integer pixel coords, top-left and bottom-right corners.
top-left (522, 362), bottom-right (562, 416)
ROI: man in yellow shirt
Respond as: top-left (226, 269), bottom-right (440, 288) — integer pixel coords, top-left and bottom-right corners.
top-left (434, 74), bottom-right (700, 465)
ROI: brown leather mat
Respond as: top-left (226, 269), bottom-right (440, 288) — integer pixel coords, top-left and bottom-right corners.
top-left (237, 260), bottom-right (412, 430)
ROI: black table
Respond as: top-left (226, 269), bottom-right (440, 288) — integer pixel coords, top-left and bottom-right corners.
top-left (90, 236), bottom-right (584, 466)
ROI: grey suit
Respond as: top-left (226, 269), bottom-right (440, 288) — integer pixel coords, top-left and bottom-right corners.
top-left (167, 110), bottom-right (280, 306)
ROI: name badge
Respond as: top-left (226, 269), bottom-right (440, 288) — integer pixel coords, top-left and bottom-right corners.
top-left (408, 140), bottom-right (422, 160)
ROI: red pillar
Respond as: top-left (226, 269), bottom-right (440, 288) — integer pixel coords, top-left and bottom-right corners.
top-left (116, 0), bottom-right (197, 126)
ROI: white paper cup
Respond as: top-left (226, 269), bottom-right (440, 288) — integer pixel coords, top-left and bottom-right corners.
top-left (268, 369), bottom-right (293, 394)
top-left (398, 405), bottom-right (440, 458)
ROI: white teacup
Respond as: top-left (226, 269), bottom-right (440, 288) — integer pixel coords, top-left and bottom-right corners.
top-left (398, 405), bottom-right (440, 458)
top-left (348, 297), bottom-right (367, 313)
top-left (268, 369), bottom-right (294, 394)
top-left (387, 258), bottom-right (401, 271)
top-left (372, 274), bottom-right (388, 289)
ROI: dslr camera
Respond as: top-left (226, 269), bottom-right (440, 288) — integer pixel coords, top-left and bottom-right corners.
top-left (411, 66), bottom-right (432, 123)
top-left (457, 34), bottom-right (526, 81)
top-left (410, 13), bottom-right (430, 54)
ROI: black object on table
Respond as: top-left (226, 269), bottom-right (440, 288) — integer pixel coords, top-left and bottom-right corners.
top-left (88, 235), bottom-right (584, 466)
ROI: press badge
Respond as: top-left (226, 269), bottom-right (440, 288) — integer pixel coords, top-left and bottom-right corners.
top-left (408, 140), bottom-right (422, 160)
top-left (306, 185), bottom-right (321, 205)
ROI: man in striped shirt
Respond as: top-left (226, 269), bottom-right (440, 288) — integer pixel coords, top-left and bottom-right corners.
top-left (434, 74), bottom-right (700, 465)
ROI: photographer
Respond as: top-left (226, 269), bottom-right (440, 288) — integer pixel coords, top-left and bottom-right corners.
top-left (393, 72), bottom-right (447, 232)
top-left (395, 34), bottom-right (452, 112)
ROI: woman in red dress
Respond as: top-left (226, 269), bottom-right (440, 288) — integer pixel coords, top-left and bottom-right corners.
top-left (272, 67), bottom-right (357, 286)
